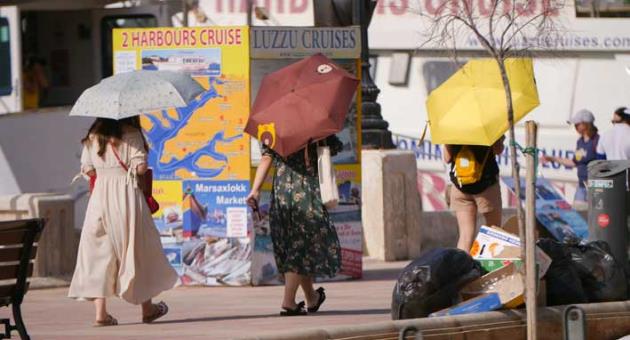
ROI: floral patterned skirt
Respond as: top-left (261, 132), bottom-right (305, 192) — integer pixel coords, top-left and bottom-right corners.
top-left (269, 165), bottom-right (342, 278)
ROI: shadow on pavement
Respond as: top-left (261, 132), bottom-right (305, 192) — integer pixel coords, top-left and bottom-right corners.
top-left (153, 313), bottom-right (279, 325)
top-left (151, 308), bottom-right (391, 325)
top-left (314, 308), bottom-right (390, 316)
top-left (357, 268), bottom-right (402, 282)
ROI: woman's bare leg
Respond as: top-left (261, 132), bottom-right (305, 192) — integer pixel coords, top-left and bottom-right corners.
top-left (141, 299), bottom-right (154, 317)
top-left (282, 272), bottom-right (301, 309)
top-left (483, 209), bottom-right (503, 229)
top-left (94, 298), bottom-right (108, 321)
top-left (455, 208), bottom-right (478, 251)
top-left (300, 276), bottom-right (319, 307)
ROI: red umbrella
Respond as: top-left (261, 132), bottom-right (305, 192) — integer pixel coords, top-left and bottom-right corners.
top-left (245, 53), bottom-right (359, 157)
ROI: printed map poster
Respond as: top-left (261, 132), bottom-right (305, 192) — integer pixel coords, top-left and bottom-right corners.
top-left (113, 27), bottom-right (250, 181)
top-left (113, 27), bottom-right (252, 287)
top-left (502, 177), bottom-right (589, 242)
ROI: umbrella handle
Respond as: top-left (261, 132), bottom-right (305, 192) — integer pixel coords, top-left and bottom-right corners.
top-left (419, 122), bottom-right (429, 143)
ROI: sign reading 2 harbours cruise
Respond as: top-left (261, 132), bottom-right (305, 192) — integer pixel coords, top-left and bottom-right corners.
top-left (113, 27), bottom-right (250, 181)
top-left (113, 27), bottom-right (252, 287)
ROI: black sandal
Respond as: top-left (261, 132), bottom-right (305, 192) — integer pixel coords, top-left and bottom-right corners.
top-left (307, 287), bottom-right (326, 313)
top-left (280, 301), bottom-right (307, 316)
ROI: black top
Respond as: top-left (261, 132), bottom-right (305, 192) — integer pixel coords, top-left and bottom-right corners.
top-left (448, 145), bottom-right (499, 195)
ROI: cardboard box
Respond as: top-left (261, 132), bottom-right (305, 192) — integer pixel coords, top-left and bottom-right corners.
top-left (477, 258), bottom-right (519, 273)
top-left (461, 262), bottom-right (525, 308)
top-left (429, 293), bottom-right (502, 317)
top-left (470, 226), bottom-right (552, 278)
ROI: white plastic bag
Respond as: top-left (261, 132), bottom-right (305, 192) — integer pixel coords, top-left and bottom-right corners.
top-left (317, 146), bottom-right (339, 210)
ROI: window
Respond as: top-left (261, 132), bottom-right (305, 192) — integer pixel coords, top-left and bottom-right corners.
top-left (421, 60), bottom-right (465, 93)
top-left (101, 15), bottom-right (157, 78)
top-left (576, 0), bottom-right (630, 17)
top-left (0, 17), bottom-right (11, 96)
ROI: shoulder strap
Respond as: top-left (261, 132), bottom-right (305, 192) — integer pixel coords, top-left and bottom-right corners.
top-left (481, 147), bottom-right (492, 167)
top-left (110, 143), bottom-right (129, 171)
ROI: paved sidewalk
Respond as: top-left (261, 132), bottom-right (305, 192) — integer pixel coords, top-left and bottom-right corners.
top-left (0, 258), bottom-right (408, 339)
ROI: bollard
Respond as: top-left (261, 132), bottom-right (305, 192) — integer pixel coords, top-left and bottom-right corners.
top-left (563, 305), bottom-right (586, 340)
top-left (399, 326), bottom-right (423, 340)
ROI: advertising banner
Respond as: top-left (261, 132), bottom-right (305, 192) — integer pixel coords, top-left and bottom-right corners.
top-left (113, 26), bottom-right (252, 286)
top-left (502, 177), bottom-right (589, 242)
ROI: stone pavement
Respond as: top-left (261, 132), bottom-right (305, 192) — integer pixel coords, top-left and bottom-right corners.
top-left (0, 258), bottom-right (408, 340)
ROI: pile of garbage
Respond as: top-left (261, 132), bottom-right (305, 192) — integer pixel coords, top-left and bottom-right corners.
top-left (392, 223), bottom-right (628, 319)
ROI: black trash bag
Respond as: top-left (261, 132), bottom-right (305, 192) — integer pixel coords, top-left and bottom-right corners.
top-left (537, 239), bottom-right (588, 306)
top-left (391, 248), bottom-right (483, 320)
top-left (537, 239), bottom-right (628, 304)
top-left (567, 240), bottom-right (628, 302)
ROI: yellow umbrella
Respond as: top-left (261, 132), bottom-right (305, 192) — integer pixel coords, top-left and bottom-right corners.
top-left (426, 58), bottom-right (539, 146)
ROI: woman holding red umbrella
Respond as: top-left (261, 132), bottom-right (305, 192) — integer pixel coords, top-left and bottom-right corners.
top-left (247, 135), bottom-right (343, 316)
top-left (246, 54), bottom-right (358, 316)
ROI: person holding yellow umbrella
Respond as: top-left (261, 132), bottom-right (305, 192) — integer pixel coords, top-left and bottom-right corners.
top-left (444, 137), bottom-right (506, 250)
top-left (426, 58), bottom-right (539, 250)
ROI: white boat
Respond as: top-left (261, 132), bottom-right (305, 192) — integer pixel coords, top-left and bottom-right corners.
top-left (152, 55), bottom-right (211, 72)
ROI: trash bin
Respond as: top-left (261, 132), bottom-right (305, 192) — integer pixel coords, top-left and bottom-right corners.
top-left (587, 160), bottom-right (630, 268)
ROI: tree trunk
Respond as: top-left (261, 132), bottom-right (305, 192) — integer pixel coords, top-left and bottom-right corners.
top-left (497, 59), bottom-right (527, 260)
top-left (525, 121), bottom-right (539, 340)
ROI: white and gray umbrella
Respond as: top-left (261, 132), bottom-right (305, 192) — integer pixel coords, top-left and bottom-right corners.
top-left (69, 70), bottom-right (205, 119)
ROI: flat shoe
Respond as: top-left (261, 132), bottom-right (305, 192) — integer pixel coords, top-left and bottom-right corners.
top-left (307, 287), bottom-right (326, 313)
top-left (280, 301), bottom-right (307, 316)
top-left (142, 301), bottom-right (169, 323)
top-left (93, 314), bottom-right (118, 327)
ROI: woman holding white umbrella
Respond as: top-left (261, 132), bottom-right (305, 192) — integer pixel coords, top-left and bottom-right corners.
top-left (68, 71), bottom-right (204, 326)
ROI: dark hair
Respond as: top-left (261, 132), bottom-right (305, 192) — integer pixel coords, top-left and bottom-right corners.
top-left (82, 117), bottom-right (148, 158)
top-left (583, 122), bottom-right (598, 138)
top-left (614, 107), bottom-right (630, 124)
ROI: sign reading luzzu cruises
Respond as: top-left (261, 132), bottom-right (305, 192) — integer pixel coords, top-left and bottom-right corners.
top-left (251, 26), bottom-right (361, 59)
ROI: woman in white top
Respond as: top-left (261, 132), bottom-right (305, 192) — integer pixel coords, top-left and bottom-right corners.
top-left (69, 117), bottom-right (178, 326)
top-left (596, 107), bottom-right (630, 160)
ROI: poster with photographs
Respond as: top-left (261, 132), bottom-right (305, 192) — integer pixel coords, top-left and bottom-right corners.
top-left (502, 177), bottom-right (589, 242)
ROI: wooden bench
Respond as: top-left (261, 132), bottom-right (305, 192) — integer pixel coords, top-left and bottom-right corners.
top-left (0, 219), bottom-right (45, 340)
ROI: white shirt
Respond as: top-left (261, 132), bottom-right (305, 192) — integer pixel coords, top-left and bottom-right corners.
top-left (596, 123), bottom-right (630, 160)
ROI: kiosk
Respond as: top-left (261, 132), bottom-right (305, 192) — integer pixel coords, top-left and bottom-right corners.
top-left (112, 25), bottom-right (363, 286)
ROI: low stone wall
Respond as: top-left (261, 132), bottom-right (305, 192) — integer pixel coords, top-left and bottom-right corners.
top-left (0, 194), bottom-right (79, 278)
top-left (240, 301), bottom-right (630, 340)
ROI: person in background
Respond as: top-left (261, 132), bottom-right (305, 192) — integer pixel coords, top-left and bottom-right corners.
top-left (247, 135), bottom-right (343, 316)
top-left (22, 55), bottom-right (49, 110)
top-left (68, 117), bottom-right (178, 326)
top-left (444, 135), bottom-right (505, 251)
top-left (596, 107), bottom-right (630, 160)
top-left (541, 109), bottom-right (600, 208)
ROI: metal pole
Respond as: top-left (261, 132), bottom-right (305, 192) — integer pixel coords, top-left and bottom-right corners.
top-left (525, 120), bottom-right (538, 340)
top-left (357, 0), bottom-right (395, 149)
top-left (182, 0), bottom-right (189, 27)
top-left (247, 0), bottom-right (254, 26)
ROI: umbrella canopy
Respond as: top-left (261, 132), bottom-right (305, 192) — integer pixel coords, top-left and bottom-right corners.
top-left (69, 70), bottom-right (205, 119)
top-left (426, 58), bottom-right (539, 146)
top-left (245, 53), bottom-right (359, 157)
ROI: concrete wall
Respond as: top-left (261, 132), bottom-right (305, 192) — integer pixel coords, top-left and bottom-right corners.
top-left (0, 108), bottom-right (92, 229)
top-left (362, 150), bottom-right (422, 261)
top-left (0, 193), bottom-right (79, 277)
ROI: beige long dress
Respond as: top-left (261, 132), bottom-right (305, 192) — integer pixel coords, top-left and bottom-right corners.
top-left (68, 131), bottom-right (178, 305)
